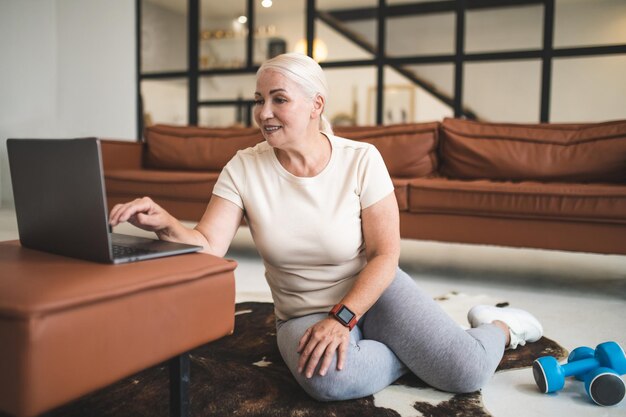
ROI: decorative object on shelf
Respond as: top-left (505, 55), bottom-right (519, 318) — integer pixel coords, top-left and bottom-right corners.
top-left (199, 25), bottom-right (276, 41)
top-left (199, 24), bottom-right (278, 69)
top-left (199, 43), bottom-right (244, 70)
top-left (367, 85), bottom-right (415, 125)
top-left (268, 38), bottom-right (287, 59)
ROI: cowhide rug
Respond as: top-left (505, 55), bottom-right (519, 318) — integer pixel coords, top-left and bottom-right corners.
top-left (44, 298), bottom-right (567, 417)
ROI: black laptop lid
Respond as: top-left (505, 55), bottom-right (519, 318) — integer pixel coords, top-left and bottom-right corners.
top-left (7, 138), bottom-right (113, 262)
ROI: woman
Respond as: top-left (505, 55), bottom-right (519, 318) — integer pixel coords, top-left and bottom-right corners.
top-left (109, 52), bottom-right (543, 401)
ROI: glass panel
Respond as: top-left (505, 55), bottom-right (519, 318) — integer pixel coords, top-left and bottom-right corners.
top-left (387, 0), bottom-right (448, 4)
top-left (199, 74), bottom-right (256, 101)
top-left (387, 13), bottom-right (455, 56)
top-left (465, 5), bottom-right (543, 53)
top-left (141, 0), bottom-right (188, 72)
top-left (317, 0), bottom-right (376, 5)
top-left (315, 19), bottom-right (376, 61)
top-left (199, 106), bottom-right (246, 127)
top-left (384, 66), bottom-right (454, 124)
top-left (551, 55), bottom-right (626, 122)
top-left (141, 79), bottom-right (188, 125)
top-left (554, 0), bottom-right (626, 48)
top-left (254, 0), bottom-right (305, 65)
top-left (317, 0), bottom-right (377, 61)
top-left (414, 86), bottom-right (454, 122)
top-left (199, 0), bottom-right (247, 69)
top-left (400, 64), bottom-right (455, 121)
top-left (403, 64), bottom-right (455, 97)
top-left (464, 60), bottom-right (541, 123)
top-left (323, 67), bottom-right (377, 127)
top-left (383, 68), bottom-right (418, 125)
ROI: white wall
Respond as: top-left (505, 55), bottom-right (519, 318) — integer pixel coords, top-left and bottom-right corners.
top-left (142, 1), bottom-right (187, 72)
top-left (551, 55), bottom-right (626, 122)
top-left (550, 0), bottom-right (626, 122)
top-left (0, 1), bottom-right (58, 207)
top-left (0, 0), bottom-right (136, 206)
top-left (56, 0), bottom-right (136, 138)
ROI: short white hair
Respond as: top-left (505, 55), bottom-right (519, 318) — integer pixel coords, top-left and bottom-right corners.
top-left (257, 52), bottom-right (333, 135)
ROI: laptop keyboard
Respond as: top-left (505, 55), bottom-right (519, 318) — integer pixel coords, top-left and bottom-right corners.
top-left (112, 244), bottom-right (157, 259)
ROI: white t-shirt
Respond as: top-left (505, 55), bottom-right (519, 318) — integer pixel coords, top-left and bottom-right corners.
top-left (212, 134), bottom-right (394, 320)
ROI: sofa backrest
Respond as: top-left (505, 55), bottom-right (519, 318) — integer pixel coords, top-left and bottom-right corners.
top-left (334, 122), bottom-right (439, 178)
top-left (144, 124), bottom-right (264, 171)
top-left (144, 119), bottom-right (626, 183)
top-left (440, 118), bottom-right (626, 183)
top-left (145, 123), bottom-right (440, 178)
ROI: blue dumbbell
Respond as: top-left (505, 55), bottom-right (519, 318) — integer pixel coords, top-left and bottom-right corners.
top-left (533, 341), bottom-right (626, 406)
top-left (568, 346), bottom-right (595, 381)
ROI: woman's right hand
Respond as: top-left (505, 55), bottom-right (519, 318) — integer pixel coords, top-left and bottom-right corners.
top-left (108, 196), bottom-right (172, 233)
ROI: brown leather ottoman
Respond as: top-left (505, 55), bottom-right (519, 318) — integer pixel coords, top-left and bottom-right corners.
top-left (0, 240), bottom-right (236, 417)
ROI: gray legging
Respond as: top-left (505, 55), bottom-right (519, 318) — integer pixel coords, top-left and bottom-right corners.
top-left (276, 268), bottom-right (506, 401)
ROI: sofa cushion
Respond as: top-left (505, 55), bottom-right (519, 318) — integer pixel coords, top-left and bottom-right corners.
top-left (144, 124), bottom-right (264, 171)
top-left (440, 118), bottom-right (626, 182)
top-left (334, 123), bottom-right (439, 178)
top-left (105, 169), bottom-right (220, 201)
top-left (392, 178), bottom-right (410, 211)
top-left (408, 177), bottom-right (626, 223)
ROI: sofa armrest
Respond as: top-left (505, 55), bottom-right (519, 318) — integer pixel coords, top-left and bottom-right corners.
top-left (100, 139), bottom-right (144, 171)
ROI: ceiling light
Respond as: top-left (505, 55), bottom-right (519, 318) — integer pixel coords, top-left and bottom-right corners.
top-left (261, 0), bottom-right (272, 8)
top-left (238, 15), bottom-right (248, 24)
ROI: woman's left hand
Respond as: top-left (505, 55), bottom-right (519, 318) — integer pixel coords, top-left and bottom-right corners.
top-left (297, 317), bottom-right (350, 378)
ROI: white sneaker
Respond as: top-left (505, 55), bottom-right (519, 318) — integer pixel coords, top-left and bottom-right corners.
top-left (467, 305), bottom-right (544, 349)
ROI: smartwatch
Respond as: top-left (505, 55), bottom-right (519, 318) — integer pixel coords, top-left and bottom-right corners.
top-left (329, 304), bottom-right (357, 330)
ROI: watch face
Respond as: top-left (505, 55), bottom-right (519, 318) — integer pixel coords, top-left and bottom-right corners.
top-left (337, 306), bottom-right (355, 324)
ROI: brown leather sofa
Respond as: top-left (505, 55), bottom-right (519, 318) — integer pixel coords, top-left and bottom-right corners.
top-left (101, 118), bottom-right (626, 255)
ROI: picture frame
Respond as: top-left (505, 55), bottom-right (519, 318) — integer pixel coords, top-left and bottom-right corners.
top-left (367, 85), bottom-right (416, 125)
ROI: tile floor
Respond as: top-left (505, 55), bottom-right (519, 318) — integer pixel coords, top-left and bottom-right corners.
top-left (1, 206), bottom-right (625, 416)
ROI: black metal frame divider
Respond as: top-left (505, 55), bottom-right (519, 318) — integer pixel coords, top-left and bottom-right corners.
top-left (135, 0), bottom-right (626, 135)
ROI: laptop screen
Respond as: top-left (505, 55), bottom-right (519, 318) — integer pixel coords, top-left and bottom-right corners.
top-left (8, 138), bottom-right (113, 262)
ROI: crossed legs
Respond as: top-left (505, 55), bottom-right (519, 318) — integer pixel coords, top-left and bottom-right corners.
top-left (276, 268), bottom-right (506, 401)
top-left (276, 313), bottom-right (408, 401)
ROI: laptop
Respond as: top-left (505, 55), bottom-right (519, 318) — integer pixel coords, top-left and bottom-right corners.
top-left (7, 137), bottom-right (202, 264)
